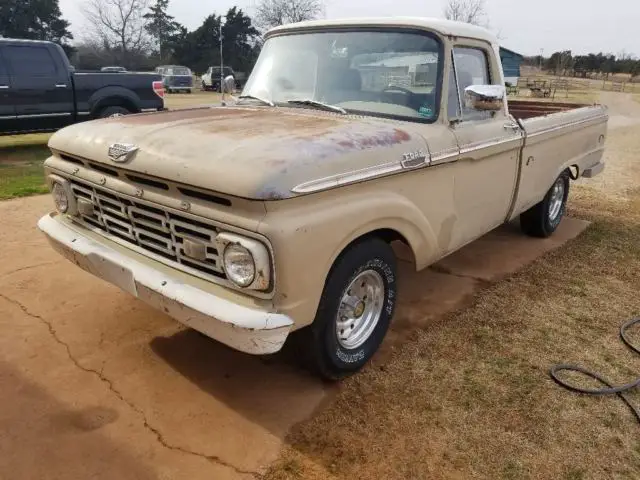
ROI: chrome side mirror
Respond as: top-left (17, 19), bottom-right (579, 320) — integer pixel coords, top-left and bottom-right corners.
top-left (464, 85), bottom-right (505, 111)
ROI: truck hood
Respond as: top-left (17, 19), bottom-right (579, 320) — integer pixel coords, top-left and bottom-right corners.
top-left (48, 106), bottom-right (427, 200)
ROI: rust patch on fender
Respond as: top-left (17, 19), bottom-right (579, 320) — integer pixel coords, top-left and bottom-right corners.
top-left (256, 186), bottom-right (287, 200)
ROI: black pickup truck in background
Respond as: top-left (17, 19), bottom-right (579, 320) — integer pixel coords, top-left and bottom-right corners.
top-left (0, 39), bottom-right (165, 135)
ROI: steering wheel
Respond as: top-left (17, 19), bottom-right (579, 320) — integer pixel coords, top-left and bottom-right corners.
top-left (382, 86), bottom-right (414, 96)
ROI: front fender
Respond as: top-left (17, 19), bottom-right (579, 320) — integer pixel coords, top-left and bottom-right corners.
top-left (261, 188), bottom-right (438, 329)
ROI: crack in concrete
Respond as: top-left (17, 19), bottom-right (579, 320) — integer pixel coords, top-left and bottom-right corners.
top-left (0, 292), bottom-right (259, 479)
top-left (3, 261), bottom-right (63, 277)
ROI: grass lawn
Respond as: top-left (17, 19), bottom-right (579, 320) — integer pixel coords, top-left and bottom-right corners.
top-left (264, 125), bottom-right (640, 477)
top-left (0, 143), bottom-right (51, 200)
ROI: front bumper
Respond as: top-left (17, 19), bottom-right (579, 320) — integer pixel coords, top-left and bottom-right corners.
top-left (37, 213), bottom-right (293, 355)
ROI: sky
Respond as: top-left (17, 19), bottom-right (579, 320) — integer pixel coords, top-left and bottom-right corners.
top-left (58, 0), bottom-right (640, 57)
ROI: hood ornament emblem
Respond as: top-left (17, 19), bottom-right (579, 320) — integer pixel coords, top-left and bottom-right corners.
top-left (108, 143), bottom-right (139, 163)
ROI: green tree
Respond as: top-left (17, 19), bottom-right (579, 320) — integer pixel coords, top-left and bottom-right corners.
top-left (171, 7), bottom-right (260, 74)
top-left (0, 0), bottom-right (73, 45)
top-left (143, 0), bottom-right (181, 62)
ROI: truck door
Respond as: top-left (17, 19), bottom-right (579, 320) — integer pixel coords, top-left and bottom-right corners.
top-left (0, 48), bottom-right (17, 133)
top-left (446, 44), bottom-right (523, 247)
top-left (4, 43), bottom-right (74, 132)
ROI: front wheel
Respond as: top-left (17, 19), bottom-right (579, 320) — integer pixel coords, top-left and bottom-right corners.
top-left (520, 171), bottom-right (570, 238)
top-left (299, 238), bottom-right (398, 380)
top-left (98, 105), bottom-right (132, 119)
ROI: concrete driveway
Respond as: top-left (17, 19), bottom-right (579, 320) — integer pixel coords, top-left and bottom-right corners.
top-left (0, 195), bottom-right (588, 479)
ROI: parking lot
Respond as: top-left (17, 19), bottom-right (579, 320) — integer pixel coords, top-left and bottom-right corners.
top-left (1, 91), bottom-right (638, 478)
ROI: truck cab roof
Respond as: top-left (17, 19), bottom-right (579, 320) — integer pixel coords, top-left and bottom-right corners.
top-left (268, 16), bottom-right (499, 45)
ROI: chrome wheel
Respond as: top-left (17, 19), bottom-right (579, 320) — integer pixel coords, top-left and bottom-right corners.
top-left (336, 270), bottom-right (385, 349)
top-left (548, 178), bottom-right (565, 222)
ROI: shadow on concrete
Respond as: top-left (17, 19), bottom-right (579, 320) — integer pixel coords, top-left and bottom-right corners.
top-left (0, 361), bottom-right (155, 480)
top-left (149, 329), bottom-right (330, 437)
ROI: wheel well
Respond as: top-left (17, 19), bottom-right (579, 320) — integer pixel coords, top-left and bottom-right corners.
top-left (340, 228), bottom-right (416, 267)
top-left (568, 165), bottom-right (580, 180)
top-left (93, 97), bottom-right (139, 117)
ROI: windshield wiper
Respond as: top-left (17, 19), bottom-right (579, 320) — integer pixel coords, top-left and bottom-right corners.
top-left (287, 99), bottom-right (346, 114)
top-left (237, 95), bottom-right (274, 107)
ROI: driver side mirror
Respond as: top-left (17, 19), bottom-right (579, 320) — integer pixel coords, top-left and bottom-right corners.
top-left (464, 85), bottom-right (505, 112)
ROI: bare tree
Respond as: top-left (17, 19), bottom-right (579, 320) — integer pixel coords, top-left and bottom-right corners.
top-left (82, 0), bottom-right (151, 65)
top-left (444, 0), bottom-right (487, 26)
top-left (255, 0), bottom-right (324, 30)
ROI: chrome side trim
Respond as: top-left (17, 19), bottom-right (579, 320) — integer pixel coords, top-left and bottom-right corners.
top-left (292, 161), bottom-right (403, 193)
top-left (292, 146), bottom-right (465, 194)
top-left (430, 146), bottom-right (460, 166)
top-left (525, 113), bottom-right (608, 138)
top-left (458, 134), bottom-right (523, 155)
top-left (16, 112), bottom-right (72, 119)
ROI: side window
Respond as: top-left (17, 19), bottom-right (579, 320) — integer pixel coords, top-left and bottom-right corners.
top-left (452, 47), bottom-right (491, 121)
top-left (4, 46), bottom-right (57, 76)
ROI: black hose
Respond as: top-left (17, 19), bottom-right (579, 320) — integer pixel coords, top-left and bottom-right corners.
top-left (550, 318), bottom-right (640, 423)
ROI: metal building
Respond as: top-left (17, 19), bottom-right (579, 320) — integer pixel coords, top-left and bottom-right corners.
top-left (499, 47), bottom-right (524, 85)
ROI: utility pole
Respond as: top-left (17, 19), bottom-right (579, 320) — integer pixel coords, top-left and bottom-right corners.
top-left (539, 48), bottom-right (543, 71)
top-left (219, 18), bottom-right (225, 93)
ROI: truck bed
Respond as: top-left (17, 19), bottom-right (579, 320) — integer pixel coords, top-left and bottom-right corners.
top-left (509, 100), bottom-right (590, 120)
top-left (506, 99), bottom-right (608, 220)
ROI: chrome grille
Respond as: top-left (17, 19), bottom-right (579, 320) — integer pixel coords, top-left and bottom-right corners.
top-left (69, 179), bottom-right (226, 280)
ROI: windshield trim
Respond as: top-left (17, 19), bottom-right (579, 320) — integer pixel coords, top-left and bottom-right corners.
top-left (261, 26), bottom-right (444, 124)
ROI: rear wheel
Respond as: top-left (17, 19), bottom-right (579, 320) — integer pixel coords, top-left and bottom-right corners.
top-left (520, 171), bottom-right (570, 238)
top-left (98, 105), bottom-right (132, 119)
top-left (298, 238), bottom-right (398, 380)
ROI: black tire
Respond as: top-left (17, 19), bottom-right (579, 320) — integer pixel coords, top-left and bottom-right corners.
top-left (201, 81), bottom-right (207, 91)
top-left (298, 237), bottom-right (398, 380)
top-left (98, 105), bottom-right (132, 119)
top-left (520, 171), bottom-right (570, 238)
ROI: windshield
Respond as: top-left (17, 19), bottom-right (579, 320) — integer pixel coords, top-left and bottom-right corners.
top-left (211, 67), bottom-right (234, 76)
top-left (241, 29), bottom-right (443, 122)
top-left (167, 67), bottom-right (191, 76)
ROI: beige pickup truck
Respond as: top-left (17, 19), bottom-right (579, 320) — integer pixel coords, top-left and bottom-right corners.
top-left (38, 17), bottom-right (608, 379)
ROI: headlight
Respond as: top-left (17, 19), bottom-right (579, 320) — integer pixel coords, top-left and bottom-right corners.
top-left (48, 176), bottom-right (78, 216)
top-left (223, 243), bottom-right (256, 287)
top-left (52, 182), bottom-right (69, 213)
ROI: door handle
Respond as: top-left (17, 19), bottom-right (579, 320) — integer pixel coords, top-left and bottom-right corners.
top-left (503, 121), bottom-right (520, 132)
top-left (55, 84), bottom-right (68, 88)
top-left (0, 85), bottom-right (9, 89)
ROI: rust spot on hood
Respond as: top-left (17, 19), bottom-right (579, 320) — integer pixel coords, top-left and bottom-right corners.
top-left (336, 128), bottom-right (411, 149)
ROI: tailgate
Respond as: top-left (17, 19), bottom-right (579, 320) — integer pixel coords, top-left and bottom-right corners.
top-left (510, 104), bottom-right (608, 217)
